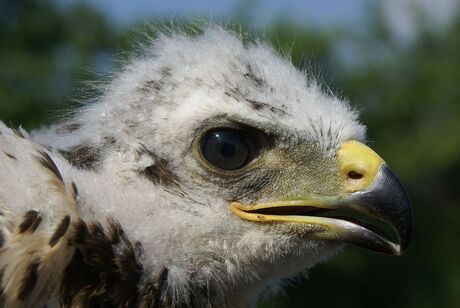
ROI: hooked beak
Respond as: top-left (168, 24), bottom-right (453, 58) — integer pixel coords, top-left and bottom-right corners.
top-left (230, 141), bottom-right (413, 256)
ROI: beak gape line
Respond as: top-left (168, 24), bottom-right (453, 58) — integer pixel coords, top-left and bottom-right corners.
top-left (230, 141), bottom-right (413, 256)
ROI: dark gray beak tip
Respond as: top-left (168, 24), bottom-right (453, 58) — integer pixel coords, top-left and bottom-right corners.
top-left (379, 165), bottom-right (413, 254)
top-left (345, 164), bottom-right (413, 256)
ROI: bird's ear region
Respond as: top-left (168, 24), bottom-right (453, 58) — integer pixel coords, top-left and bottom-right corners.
top-left (231, 140), bottom-right (413, 256)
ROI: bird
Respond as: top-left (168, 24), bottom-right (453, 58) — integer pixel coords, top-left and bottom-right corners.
top-left (0, 26), bottom-right (412, 307)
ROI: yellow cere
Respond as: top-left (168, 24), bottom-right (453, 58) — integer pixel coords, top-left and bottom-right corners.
top-left (337, 140), bottom-right (385, 193)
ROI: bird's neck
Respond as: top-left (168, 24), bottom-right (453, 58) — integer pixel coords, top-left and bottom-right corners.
top-left (50, 153), bottom-right (337, 307)
top-left (60, 218), bottom-right (256, 307)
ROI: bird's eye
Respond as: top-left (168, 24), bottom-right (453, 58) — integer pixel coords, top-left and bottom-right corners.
top-left (200, 129), bottom-right (259, 171)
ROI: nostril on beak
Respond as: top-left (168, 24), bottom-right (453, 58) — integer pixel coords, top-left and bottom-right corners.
top-left (348, 171), bottom-right (364, 180)
top-left (337, 140), bottom-right (385, 192)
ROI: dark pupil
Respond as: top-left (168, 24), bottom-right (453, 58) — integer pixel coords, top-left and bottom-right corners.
top-left (201, 130), bottom-right (250, 170)
top-left (221, 142), bottom-right (235, 158)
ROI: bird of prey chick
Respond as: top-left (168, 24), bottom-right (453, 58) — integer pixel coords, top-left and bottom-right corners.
top-left (0, 26), bottom-right (412, 307)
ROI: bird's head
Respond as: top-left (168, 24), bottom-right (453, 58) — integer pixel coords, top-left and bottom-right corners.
top-left (38, 26), bottom-right (412, 304)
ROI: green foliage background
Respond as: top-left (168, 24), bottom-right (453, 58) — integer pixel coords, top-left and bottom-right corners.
top-left (1, 1), bottom-right (459, 307)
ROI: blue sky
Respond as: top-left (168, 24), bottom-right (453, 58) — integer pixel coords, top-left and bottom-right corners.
top-left (56, 0), bottom-right (460, 45)
top-left (56, 0), bottom-right (368, 28)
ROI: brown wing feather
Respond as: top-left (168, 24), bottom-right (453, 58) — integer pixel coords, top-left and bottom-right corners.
top-left (0, 123), bottom-right (80, 307)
